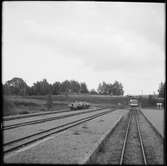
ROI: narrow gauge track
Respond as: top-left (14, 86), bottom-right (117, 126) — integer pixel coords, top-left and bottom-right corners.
top-left (3, 106), bottom-right (108, 130)
top-left (120, 110), bottom-right (147, 165)
top-left (3, 108), bottom-right (113, 154)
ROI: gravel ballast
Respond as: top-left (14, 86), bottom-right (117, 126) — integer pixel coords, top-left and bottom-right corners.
top-left (122, 112), bottom-right (144, 164)
top-left (4, 109), bottom-right (129, 164)
top-left (138, 110), bottom-right (164, 164)
top-left (4, 108), bottom-right (111, 144)
top-left (87, 111), bottom-right (130, 164)
top-left (87, 110), bottom-right (164, 164)
top-left (140, 108), bottom-right (164, 137)
top-left (3, 107), bottom-right (96, 125)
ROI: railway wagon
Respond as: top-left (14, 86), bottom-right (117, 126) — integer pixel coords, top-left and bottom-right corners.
top-left (129, 99), bottom-right (139, 111)
top-left (68, 101), bottom-right (90, 110)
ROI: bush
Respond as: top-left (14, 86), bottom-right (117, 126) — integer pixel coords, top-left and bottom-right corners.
top-left (19, 110), bottom-right (29, 114)
top-left (3, 96), bottom-right (18, 116)
top-left (40, 108), bottom-right (46, 111)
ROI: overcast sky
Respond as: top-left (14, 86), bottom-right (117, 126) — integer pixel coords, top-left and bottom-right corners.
top-left (2, 2), bottom-right (165, 95)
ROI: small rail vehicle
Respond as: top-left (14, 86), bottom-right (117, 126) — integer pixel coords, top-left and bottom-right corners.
top-left (129, 98), bottom-right (140, 111)
top-left (68, 101), bottom-right (90, 110)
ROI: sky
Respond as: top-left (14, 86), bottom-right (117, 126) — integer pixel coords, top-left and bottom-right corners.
top-left (2, 2), bottom-right (165, 95)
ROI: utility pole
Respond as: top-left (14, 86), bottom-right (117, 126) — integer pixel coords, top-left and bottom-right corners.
top-left (140, 90), bottom-right (143, 108)
top-left (141, 90), bottom-right (143, 96)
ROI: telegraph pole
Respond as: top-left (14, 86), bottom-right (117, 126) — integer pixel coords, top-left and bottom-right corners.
top-left (141, 90), bottom-right (143, 96)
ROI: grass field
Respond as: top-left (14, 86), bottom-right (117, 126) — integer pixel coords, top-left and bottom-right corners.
top-left (3, 94), bottom-right (129, 116)
top-left (24, 94), bottom-right (129, 104)
top-left (4, 94), bottom-right (161, 116)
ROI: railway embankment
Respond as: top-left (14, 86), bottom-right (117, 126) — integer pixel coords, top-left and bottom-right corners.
top-left (140, 108), bottom-right (164, 137)
top-left (87, 110), bottom-right (164, 164)
top-left (4, 109), bottom-right (128, 164)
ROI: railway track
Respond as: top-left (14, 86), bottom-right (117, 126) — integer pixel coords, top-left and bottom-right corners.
top-left (3, 106), bottom-right (108, 130)
top-left (120, 110), bottom-right (147, 165)
top-left (3, 106), bottom-right (103, 122)
top-left (87, 109), bottom-right (163, 164)
top-left (4, 104), bottom-right (107, 121)
top-left (3, 108), bottom-right (113, 155)
top-left (3, 108), bottom-right (71, 121)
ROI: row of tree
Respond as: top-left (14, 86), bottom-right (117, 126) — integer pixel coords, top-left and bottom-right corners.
top-left (3, 77), bottom-right (125, 96)
top-left (3, 78), bottom-right (89, 96)
top-left (97, 81), bottom-right (124, 95)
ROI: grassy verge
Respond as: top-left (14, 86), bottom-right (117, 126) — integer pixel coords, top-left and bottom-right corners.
top-left (3, 95), bottom-right (68, 116)
top-left (3, 96), bottom-right (18, 116)
top-left (3, 95), bottom-right (128, 116)
top-left (24, 94), bottom-right (129, 105)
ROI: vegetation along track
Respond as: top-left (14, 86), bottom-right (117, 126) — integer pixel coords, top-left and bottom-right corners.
top-left (87, 110), bottom-right (163, 164)
top-left (3, 108), bottom-right (113, 155)
top-left (3, 106), bottom-right (108, 130)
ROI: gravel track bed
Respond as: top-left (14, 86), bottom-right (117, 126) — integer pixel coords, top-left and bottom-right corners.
top-left (3, 107), bottom-right (96, 126)
top-left (140, 108), bottom-right (164, 137)
top-left (123, 111), bottom-right (144, 164)
top-left (4, 108), bottom-right (112, 144)
top-left (4, 109), bottom-right (128, 164)
top-left (138, 110), bottom-right (164, 164)
top-left (87, 111), bottom-right (130, 164)
top-left (88, 110), bottom-right (164, 165)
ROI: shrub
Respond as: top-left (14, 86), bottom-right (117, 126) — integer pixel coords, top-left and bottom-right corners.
top-left (3, 96), bottom-right (18, 116)
top-left (19, 110), bottom-right (29, 114)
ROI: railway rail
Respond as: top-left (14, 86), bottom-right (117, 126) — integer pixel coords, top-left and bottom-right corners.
top-left (3, 108), bottom-right (113, 155)
top-left (3, 106), bottom-right (108, 130)
top-left (120, 110), bottom-right (147, 165)
top-left (3, 105), bottom-right (104, 121)
top-left (87, 109), bottom-right (163, 164)
top-left (3, 108), bottom-right (70, 121)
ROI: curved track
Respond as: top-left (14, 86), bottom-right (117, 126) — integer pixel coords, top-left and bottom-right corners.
top-left (3, 108), bottom-right (113, 154)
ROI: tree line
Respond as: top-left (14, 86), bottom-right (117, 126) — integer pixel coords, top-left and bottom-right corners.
top-left (97, 81), bottom-right (124, 95)
top-left (3, 77), bottom-right (125, 96)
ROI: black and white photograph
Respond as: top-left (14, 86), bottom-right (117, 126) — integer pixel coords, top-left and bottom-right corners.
top-left (2, 1), bottom-right (165, 164)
